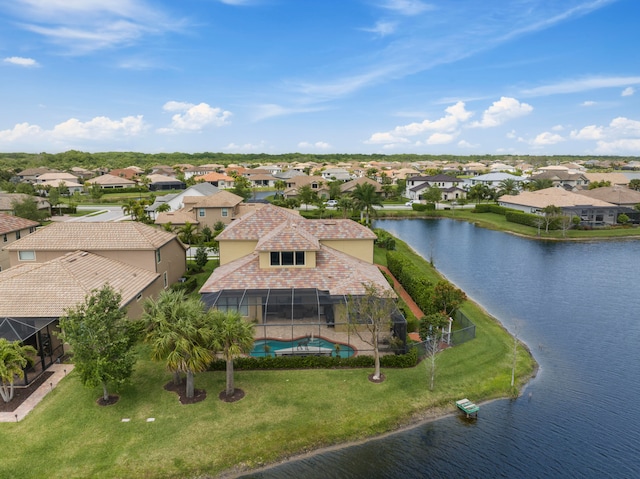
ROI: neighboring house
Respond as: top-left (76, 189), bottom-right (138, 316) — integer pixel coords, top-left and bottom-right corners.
top-left (0, 250), bottom-right (162, 385)
top-left (465, 172), bottom-right (527, 190)
top-left (85, 174), bottom-right (137, 189)
top-left (109, 168), bottom-right (140, 180)
top-left (5, 222), bottom-right (187, 287)
top-left (246, 173), bottom-right (277, 187)
top-left (147, 183), bottom-right (219, 215)
top-left (0, 213), bottom-right (39, 271)
top-left (321, 168), bottom-right (352, 181)
top-left (199, 204), bottom-right (406, 349)
top-left (16, 168), bottom-right (57, 183)
top-left (528, 171), bottom-right (590, 190)
top-left (147, 174), bottom-right (186, 191)
top-left (577, 185), bottom-right (640, 208)
top-left (405, 174), bottom-right (465, 201)
top-left (34, 172), bottom-right (78, 184)
top-left (283, 175), bottom-right (330, 200)
top-left (187, 190), bottom-right (245, 227)
top-left (340, 177), bottom-right (383, 195)
top-left (583, 172), bottom-right (630, 187)
top-left (69, 166), bottom-right (95, 180)
top-left (498, 187), bottom-right (619, 225)
top-left (0, 193), bottom-right (51, 216)
top-left (38, 179), bottom-right (84, 194)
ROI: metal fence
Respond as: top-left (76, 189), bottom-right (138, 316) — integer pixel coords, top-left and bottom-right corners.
top-left (413, 310), bottom-right (476, 359)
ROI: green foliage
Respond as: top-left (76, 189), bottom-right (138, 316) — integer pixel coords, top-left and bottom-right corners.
top-left (617, 213), bottom-right (630, 225)
top-left (474, 204), bottom-right (512, 215)
top-left (0, 338), bottom-right (37, 402)
top-left (208, 346), bottom-right (419, 371)
top-left (58, 285), bottom-right (137, 401)
top-left (374, 228), bottom-right (396, 250)
top-left (412, 202), bottom-right (435, 211)
top-left (194, 246), bottom-right (209, 270)
top-left (11, 196), bottom-right (48, 221)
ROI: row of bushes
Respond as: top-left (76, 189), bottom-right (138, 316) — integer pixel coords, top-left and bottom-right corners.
top-left (505, 211), bottom-right (560, 230)
top-left (473, 203), bottom-right (512, 215)
top-left (208, 346), bottom-right (419, 371)
top-left (386, 250), bottom-right (435, 314)
top-left (412, 202), bottom-right (436, 212)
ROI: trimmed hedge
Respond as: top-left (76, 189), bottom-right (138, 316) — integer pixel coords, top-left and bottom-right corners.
top-left (413, 202), bottom-right (435, 211)
top-left (505, 211), bottom-right (561, 230)
top-left (387, 250), bottom-right (434, 313)
top-left (474, 204), bottom-right (512, 215)
top-left (209, 346), bottom-right (419, 371)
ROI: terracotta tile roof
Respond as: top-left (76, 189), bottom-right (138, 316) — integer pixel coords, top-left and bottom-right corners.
top-left (193, 172), bottom-right (234, 182)
top-left (5, 222), bottom-right (180, 251)
top-left (499, 187), bottom-right (616, 208)
top-left (217, 204), bottom-right (375, 241)
top-left (86, 174), bottom-right (136, 186)
top-left (0, 251), bottom-right (159, 317)
top-left (0, 213), bottom-right (39, 235)
top-left (191, 190), bottom-right (244, 208)
top-left (256, 222), bottom-right (321, 252)
top-left (200, 245), bottom-right (393, 297)
top-left (154, 210), bottom-right (198, 226)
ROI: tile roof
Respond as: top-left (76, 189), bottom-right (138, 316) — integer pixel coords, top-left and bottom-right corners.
top-left (0, 213), bottom-right (39, 235)
top-left (499, 187), bottom-right (616, 208)
top-left (154, 210), bottom-right (198, 226)
top-left (216, 204), bottom-right (375, 241)
top-left (0, 251), bottom-right (159, 317)
top-left (86, 174), bottom-right (136, 185)
top-left (256, 222), bottom-right (321, 252)
top-left (190, 190), bottom-right (243, 208)
top-left (577, 186), bottom-right (640, 205)
top-left (200, 245), bottom-right (393, 297)
top-left (5, 222), bottom-right (181, 251)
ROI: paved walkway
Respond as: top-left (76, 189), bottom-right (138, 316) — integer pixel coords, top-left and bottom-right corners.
top-left (0, 363), bottom-right (74, 423)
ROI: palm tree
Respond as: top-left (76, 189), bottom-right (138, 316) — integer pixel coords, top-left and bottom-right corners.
top-left (351, 182), bottom-right (383, 225)
top-left (177, 222), bottom-right (200, 246)
top-left (529, 178), bottom-right (553, 191)
top-left (209, 309), bottom-right (254, 398)
top-left (121, 199), bottom-right (138, 219)
top-left (336, 196), bottom-right (353, 219)
top-left (497, 178), bottom-right (520, 197)
top-left (0, 338), bottom-right (37, 403)
top-left (156, 203), bottom-right (171, 213)
top-left (143, 291), bottom-right (214, 398)
top-left (274, 179), bottom-right (287, 199)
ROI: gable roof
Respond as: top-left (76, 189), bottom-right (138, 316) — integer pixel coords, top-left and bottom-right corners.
top-left (5, 222), bottom-right (182, 251)
top-left (200, 245), bottom-right (392, 297)
top-left (86, 174), bottom-right (136, 186)
top-left (577, 186), bottom-right (640, 205)
top-left (0, 213), bottom-right (39, 235)
top-left (0, 250), bottom-right (159, 318)
top-left (340, 177), bottom-right (382, 193)
top-left (256, 222), bottom-right (321, 252)
top-left (190, 190), bottom-right (243, 208)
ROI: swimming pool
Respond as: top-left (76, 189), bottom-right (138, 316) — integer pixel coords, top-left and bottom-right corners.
top-left (251, 338), bottom-right (355, 358)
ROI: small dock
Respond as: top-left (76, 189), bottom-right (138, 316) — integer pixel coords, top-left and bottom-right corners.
top-left (456, 398), bottom-right (479, 418)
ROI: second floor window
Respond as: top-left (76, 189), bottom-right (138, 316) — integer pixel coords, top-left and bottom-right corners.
top-left (270, 251), bottom-right (305, 266)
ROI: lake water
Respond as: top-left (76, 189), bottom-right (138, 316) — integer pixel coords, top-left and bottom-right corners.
top-left (241, 218), bottom-right (640, 478)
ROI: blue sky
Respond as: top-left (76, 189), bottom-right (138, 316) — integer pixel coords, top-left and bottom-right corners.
top-left (1, 0), bottom-right (639, 156)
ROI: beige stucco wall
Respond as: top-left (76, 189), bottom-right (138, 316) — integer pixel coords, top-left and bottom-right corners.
top-left (320, 239), bottom-right (374, 263)
top-left (196, 206), bottom-right (237, 228)
top-left (122, 276), bottom-right (165, 319)
top-left (1, 226), bottom-right (36, 271)
top-left (8, 239), bottom-right (186, 286)
top-left (219, 240), bottom-right (258, 265)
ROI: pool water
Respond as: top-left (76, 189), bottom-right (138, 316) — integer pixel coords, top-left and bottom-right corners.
top-left (251, 338), bottom-right (355, 358)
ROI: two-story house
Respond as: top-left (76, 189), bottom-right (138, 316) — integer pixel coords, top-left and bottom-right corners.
top-left (0, 213), bottom-right (39, 271)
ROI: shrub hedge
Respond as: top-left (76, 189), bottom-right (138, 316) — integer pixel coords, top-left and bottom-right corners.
top-left (209, 346), bottom-right (419, 371)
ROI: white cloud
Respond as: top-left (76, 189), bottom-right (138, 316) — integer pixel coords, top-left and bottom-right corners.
top-left (3, 56), bottom-right (39, 67)
top-left (570, 125), bottom-right (604, 140)
top-left (609, 117), bottom-right (640, 136)
top-left (223, 141), bottom-right (267, 151)
top-left (298, 141), bottom-right (331, 150)
top-left (159, 101), bottom-right (231, 132)
top-left (362, 21), bottom-right (397, 37)
top-left (581, 101), bottom-right (596, 107)
top-left (522, 76), bottom-right (640, 97)
top-left (622, 87), bottom-right (635, 97)
top-left (506, 130), bottom-right (517, 139)
top-left (0, 122), bottom-right (43, 141)
top-left (366, 101), bottom-right (472, 144)
top-left (551, 124), bottom-right (564, 131)
top-left (0, 115), bottom-right (145, 145)
top-left (457, 139), bottom-right (478, 148)
top-left (379, 0), bottom-right (435, 16)
top-left (595, 138), bottom-right (640, 154)
top-left (471, 97), bottom-right (533, 128)
top-left (51, 115), bottom-right (145, 139)
top-left (531, 132), bottom-right (564, 145)
top-left (9, 0), bottom-right (182, 54)
top-left (426, 132), bottom-right (456, 144)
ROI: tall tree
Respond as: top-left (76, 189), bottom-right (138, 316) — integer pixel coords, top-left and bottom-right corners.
top-left (274, 179), bottom-right (287, 198)
top-left (58, 285), bottom-right (137, 403)
top-left (298, 184), bottom-right (318, 210)
top-left (143, 290), bottom-right (214, 398)
top-left (529, 178), bottom-right (553, 191)
top-left (177, 222), bottom-right (200, 246)
top-left (497, 178), bottom-right (520, 196)
top-left (209, 309), bottom-right (255, 398)
top-left (351, 182), bottom-right (383, 226)
top-left (347, 282), bottom-right (398, 382)
top-left (0, 339), bottom-right (37, 403)
top-left (11, 196), bottom-right (48, 221)
top-left (542, 205), bottom-right (562, 233)
top-left (419, 312), bottom-right (450, 391)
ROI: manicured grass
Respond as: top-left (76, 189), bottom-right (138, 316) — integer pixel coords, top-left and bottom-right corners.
top-left (0, 328), bottom-right (534, 479)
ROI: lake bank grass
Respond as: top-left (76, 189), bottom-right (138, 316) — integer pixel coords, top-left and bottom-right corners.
top-left (0, 232), bottom-right (537, 479)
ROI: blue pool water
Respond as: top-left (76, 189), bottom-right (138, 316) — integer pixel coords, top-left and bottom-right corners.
top-left (251, 338), bottom-right (355, 358)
